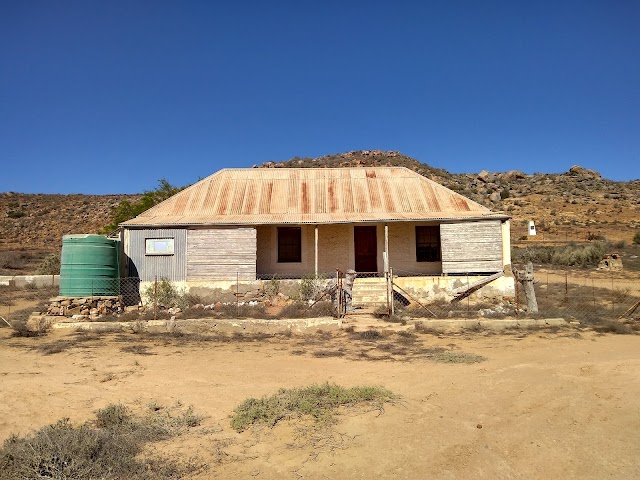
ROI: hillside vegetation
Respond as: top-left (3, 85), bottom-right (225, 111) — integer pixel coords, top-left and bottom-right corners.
top-left (258, 150), bottom-right (640, 243)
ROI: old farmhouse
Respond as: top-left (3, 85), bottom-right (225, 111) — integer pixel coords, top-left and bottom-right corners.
top-left (120, 167), bottom-right (514, 302)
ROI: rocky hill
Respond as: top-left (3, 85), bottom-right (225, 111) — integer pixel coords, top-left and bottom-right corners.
top-left (258, 150), bottom-right (640, 243)
top-left (0, 193), bottom-right (142, 250)
top-left (1, 150), bottom-right (638, 274)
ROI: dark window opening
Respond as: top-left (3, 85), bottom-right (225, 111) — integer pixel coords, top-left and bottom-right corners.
top-left (278, 227), bottom-right (302, 263)
top-left (416, 226), bottom-right (441, 262)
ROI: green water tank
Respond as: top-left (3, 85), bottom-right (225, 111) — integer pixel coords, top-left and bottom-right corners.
top-left (59, 234), bottom-right (120, 296)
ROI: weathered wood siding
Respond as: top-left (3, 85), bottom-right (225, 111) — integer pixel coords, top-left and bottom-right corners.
top-left (125, 229), bottom-right (187, 281)
top-left (187, 228), bottom-right (257, 280)
top-left (440, 221), bottom-right (503, 274)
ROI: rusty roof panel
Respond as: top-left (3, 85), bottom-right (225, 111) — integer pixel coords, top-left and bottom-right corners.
top-left (122, 167), bottom-right (506, 227)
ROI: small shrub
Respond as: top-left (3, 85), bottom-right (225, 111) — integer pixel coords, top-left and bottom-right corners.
top-left (217, 303), bottom-right (268, 319)
top-left (262, 278), bottom-right (280, 299)
top-left (7, 309), bottom-right (50, 337)
top-left (95, 404), bottom-right (131, 429)
top-left (142, 279), bottom-right (200, 309)
top-left (500, 188), bottom-right (510, 199)
top-left (0, 403), bottom-right (202, 480)
top-left (352, 329), bottom-right (383, 341)
top-left (6, 209), bottom-right (26, 219)
top-left (633, 231), bottom-right (640, 245)
top-left (612, 240), bottom-right (626, 249)
top-left (298, 275), bottom-right (325, 302)
top-left (307, 300), bottom-right (335, 317)
top-left (230, 383), bottom-right (395, 432)
top-left (0, 251), bottom-right (34, 271)
top-left (431, 351), bottom-right (486, 363)
top-left (36, 253), bottom-right (60, 275)
top-left (277, 302), bottom-right (307, 318)
top-left (592, 321), bottom-right (634, 335)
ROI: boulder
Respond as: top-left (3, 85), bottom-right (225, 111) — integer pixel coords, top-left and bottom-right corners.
top-left (477, 170), bottom-right (491, 183)
top-left (500, 170), bottom-right (526, 181)
top-left (568, 165), bottom-right (601, 178)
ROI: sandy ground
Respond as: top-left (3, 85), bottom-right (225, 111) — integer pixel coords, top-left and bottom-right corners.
top-left (1, 322), bottom-right (639, 480)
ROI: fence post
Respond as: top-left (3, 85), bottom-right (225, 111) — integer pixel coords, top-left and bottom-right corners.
top-left (389, 267), bottom-right (395, 316)
top-left (336, 270), bottom-right (342, 317)
top-left (154, 275), bottom-right (157, 321)
top-left (515, 276), bottom-right (519, 317)
top-left (466, 274), bottom-right (470, 318)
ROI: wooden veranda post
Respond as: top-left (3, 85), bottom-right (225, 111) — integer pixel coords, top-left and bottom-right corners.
top-left (314, 225), bottom-right (318, 276)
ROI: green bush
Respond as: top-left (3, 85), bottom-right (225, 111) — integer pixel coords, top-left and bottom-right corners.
top-left (298, 275), bottom-right (325, 301)
top-left (634, 231), bottom-right (640, 245)
top-left (512, 241), bottom-right (607, 267)
top-left (142, 279), bottom-right (200, 309)
top-left (102, 179), bottom-right (183, 233)
top-left (6, 210), bottom-right (26, 219)
top-left (36, 253), bottom-right (60, 275)
top-left (230, 383), bottom-right (395, 432)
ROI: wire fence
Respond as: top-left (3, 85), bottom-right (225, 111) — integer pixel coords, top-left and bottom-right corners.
top-left (2, 269), bottom-right (638, 323)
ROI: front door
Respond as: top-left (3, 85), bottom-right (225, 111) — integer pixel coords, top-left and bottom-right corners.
top-left (354, 226), bottom-right (377, 272)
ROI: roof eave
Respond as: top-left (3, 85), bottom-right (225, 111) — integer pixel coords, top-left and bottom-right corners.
top-left (121, 213), bottom-right (511, 228)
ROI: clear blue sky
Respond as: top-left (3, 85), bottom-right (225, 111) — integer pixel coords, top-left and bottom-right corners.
top-left (1, 1), bottom-right (638, 194)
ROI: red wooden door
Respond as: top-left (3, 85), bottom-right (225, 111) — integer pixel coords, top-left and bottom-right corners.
top-left (354, 226), bottom-right (377, 272)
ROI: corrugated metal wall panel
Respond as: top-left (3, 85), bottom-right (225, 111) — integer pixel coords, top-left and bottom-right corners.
top-left (126, 229), bottom-right (187, 281)
top-left (441, 221), bottom-right (503, 274)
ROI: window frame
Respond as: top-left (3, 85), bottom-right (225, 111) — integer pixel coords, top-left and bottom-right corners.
top-left (415, 226), bottom-right (441, 262)
top-left (277, 227), bottom-right (302, 263)
top-left (145, 238), bottom-right (175, 256)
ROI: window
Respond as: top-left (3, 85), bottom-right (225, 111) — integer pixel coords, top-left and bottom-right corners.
top-left (278, 227), bottom-right (301, 262)
top-left (416, 226), bottom-right (441, 262)
top-left (145, 238), bottom-right (174, 255)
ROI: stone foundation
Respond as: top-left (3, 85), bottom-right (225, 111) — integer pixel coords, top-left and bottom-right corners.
top-left (47, 296), bottom-right (124, 318)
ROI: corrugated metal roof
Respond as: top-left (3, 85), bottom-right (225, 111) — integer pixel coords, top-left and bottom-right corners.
top-left (122, 167), bottom-right (507, 227)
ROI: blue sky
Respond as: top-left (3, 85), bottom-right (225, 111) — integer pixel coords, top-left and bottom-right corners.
top-left (1, 1), bottom-right (638, 194)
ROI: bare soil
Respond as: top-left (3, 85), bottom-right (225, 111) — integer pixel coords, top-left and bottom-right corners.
top-left (1, 322), bottom-right (639, 479)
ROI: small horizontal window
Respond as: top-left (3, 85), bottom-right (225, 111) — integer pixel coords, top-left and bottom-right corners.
top-left (145, 238), bottom-right (174, 255)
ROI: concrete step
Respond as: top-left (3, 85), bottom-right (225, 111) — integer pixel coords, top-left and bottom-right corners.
top-left (351, 278), bottom-right (389, 307)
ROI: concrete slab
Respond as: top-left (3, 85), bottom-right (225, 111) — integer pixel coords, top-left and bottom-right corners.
top-left (410, 317), bottom-right (567, 331)
top-left (342, 314), bottom-right (567, 332)
top-left (0, 275), bottom-right (59, 288)
top-left (51, 316), bottom-right (341, 333)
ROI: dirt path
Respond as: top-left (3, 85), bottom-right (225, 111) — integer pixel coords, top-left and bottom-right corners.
top-left (1, 327), bottom-right (639, 479)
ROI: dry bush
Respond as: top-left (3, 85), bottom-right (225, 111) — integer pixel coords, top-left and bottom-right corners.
top-left (0, 251), bottom-right (33, 273)
top-left (0, 403), bottom-right (203, 480)
top-left (350, 329), bottom-right (384, 341)
top-left (217, 303), bottom-right (268, 319)
top-left (6, 308), bottom-right (49, 338)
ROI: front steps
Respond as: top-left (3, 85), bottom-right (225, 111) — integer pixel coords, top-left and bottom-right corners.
top-left (352, 277), bottom-right (389, 308)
